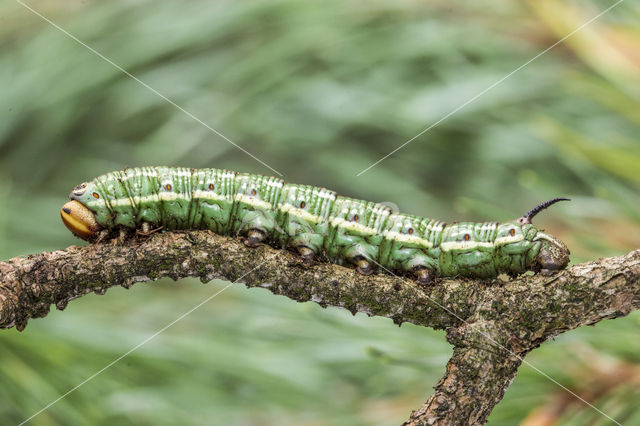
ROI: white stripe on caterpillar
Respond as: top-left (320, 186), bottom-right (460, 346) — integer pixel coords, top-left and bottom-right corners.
top-left (495, 234), bottom-right (524, 245)
top-left (330, 217), bottom-right (376, 235)
top-left (192, 190), bottom-right (228, 201)
top-left (383, 230), bottom-right (433, 247)
top-left (279, 203), bottom-right (323, 223)
top-left (440, 240), bottom-right (494, 251)
top-left (234, 194), bottom-right (272, 209)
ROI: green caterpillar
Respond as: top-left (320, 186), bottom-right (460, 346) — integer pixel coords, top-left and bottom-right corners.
top-left (60, 167), bottom-right (570, 283)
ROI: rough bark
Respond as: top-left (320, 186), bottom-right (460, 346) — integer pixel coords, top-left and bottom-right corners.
top-left (1, 230), bottom-right (638, 424)
top-left (404, 344), bottom-right (523, 425)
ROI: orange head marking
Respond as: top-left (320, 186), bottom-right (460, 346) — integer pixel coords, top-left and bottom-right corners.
top-left (60, 200), bottom-right (101, 241)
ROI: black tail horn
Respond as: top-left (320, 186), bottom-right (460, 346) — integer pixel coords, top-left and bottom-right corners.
top-left (517, 198), bottom-right (570, 224)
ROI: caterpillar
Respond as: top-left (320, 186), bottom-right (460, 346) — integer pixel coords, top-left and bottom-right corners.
top-left (60, 167), bottom-right (570, 283)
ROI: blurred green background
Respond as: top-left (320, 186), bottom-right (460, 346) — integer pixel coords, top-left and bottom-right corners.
top-left (1, 0), bottom-right (639, 424)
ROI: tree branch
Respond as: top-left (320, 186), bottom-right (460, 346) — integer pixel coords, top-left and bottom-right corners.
top-left (404, 343), bottom-right (522, 425)
top-left (1, 231), bottom-right (638, 424)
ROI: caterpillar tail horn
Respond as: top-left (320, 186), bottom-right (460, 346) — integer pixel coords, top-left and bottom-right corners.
top-left (516, 198), bottom-right (570, 225)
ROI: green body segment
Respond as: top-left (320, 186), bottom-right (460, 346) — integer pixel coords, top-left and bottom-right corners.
top-left (275, 184), bottom-right (335, 254)
top-left (71, 167), bottom-right (545, 278)
top-left (157, 167), bottom-right (193, 229)
top-left (439, 222), bottom-right (500, 278)
top-left (378, 214), bottom-right (445, 276)
top-left (231, 173), bottom-right (284, 240)
top-left (324, 198), bottom-right (391, 267)
top-left (188, 168), bottom-right (236, 234)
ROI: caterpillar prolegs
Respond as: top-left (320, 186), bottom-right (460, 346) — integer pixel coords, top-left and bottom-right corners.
top-left (60, 167), bottom-right (570, 283)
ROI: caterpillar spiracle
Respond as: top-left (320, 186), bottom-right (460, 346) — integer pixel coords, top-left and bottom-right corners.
top-left (60, 167), bottom-right (570, 283)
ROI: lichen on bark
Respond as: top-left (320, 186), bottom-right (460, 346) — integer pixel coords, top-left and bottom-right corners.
top-left (0, 231), bottom-right (638, 424)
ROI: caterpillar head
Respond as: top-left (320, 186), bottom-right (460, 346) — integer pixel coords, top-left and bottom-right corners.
top-left (517, 198), bottom-right (571, 272)
top-left (60, 182), bottom-right (102, 241)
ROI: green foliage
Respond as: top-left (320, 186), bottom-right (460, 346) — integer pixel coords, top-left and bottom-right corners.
top-left (1, 0), bottom-right (638, 424)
